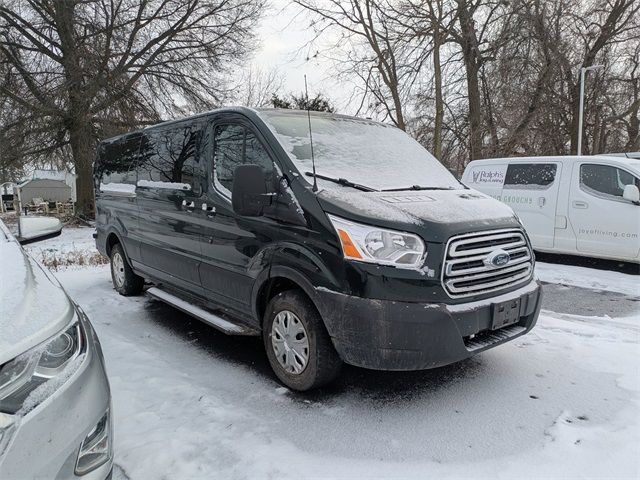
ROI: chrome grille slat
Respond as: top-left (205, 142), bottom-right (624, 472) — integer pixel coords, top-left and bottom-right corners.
top-left (442, 229), bottom-right (534, 298)
top-left (449, 239), bottom-right (526, 258)
top-left (447, 262), bottom-right (531, 285)
top-left (446, 246), bottom-right (531, 276)
top-left (446, 266), bottom-right (532, 293)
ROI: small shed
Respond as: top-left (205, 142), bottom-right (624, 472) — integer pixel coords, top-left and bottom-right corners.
top-left (17, 178), bottom-right (73, 204)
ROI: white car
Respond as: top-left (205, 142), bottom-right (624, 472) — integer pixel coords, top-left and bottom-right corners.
top-left (462, 155), bottom-right (640, 263)
top-left (0, 218), bottom-right (113, 479)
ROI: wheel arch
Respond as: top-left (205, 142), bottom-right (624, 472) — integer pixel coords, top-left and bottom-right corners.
top-left (252, 266), bottom-right (324, 328)
top-left (104, 228), bottom-right (132, 264)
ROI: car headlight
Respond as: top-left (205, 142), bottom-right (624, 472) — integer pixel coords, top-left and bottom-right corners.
top-left (328, 214), bottom-right (426, 269)
top-left (0, 317), bottom-right (85, 416)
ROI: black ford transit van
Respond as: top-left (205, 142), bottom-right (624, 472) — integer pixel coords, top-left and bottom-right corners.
top-left (94, 107), bottom-right (542, 391)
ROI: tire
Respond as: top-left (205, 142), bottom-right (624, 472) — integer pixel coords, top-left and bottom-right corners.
top-left (110, 243), bottom-right (144, 296)
top-left (263, 290), bottom-right (342, 391)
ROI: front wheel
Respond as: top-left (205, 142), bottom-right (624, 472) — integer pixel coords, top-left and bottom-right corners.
top-left (110, 243), bottom-right (144, 296)
top-left (263, 290), bottom-right (342, 391)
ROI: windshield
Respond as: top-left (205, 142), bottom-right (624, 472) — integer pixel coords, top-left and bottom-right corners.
top-left (257, 110), bottom-right (461, 191)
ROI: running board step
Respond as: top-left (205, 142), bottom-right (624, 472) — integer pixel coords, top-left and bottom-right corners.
top-left (146, 287), bottom-right (259, 336)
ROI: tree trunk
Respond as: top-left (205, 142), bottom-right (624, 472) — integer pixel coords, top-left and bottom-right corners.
top-left (390, 85), bottom-right (406, 131)
top-left (626, 80), bottom-right (639, 150)
top-left (432, 26), bottom-right (444, 159)
top-left (54, 0), bottom-right (95, 218)
top-left (69, 121), bottom-right (95, 217)
top-left (456, 0), bottom-right (483, 160)
top-left (481, 68), bottom-right (499, 156)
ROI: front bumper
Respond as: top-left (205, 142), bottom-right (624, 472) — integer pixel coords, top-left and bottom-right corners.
top-left (0, 316), bottom-right (112, 480)
top-left (315, 279), bottom-right (542, 370)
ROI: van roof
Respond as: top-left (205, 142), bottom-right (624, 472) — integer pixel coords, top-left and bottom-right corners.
top-left (596, 152), bottom-right (640, 159)
top-left (98, 107), bottom-right (372, 145)
top-left (468, 155), bottom-right (640, 166)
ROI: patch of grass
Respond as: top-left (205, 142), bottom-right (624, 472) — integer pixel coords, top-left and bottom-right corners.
top-left (36, 249), bottom-right (109, 270)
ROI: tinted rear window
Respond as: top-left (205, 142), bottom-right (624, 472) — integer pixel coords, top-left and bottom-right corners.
top-left (504, 163), bottom-right (557, 188)
top-left (137, 121), bottom-right (205, 194)
top-left (95, 134), bottom-right (141, 188)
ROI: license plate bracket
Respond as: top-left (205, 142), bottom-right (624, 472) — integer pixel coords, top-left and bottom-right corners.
top-left (491, 298), bottom-right (522, 330)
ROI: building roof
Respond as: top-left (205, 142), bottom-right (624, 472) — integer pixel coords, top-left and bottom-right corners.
top-left (17, 178), bottom-right (72, 189)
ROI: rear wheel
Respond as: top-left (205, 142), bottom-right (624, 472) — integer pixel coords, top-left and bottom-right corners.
top-left (110, 243), bottom-right (144, 296)
top-left (263, 290), bottom-right (342, 391)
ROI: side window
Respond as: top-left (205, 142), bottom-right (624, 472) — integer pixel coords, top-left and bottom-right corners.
top-left (504, 163), bottom-right (557, 189)
top-left (96, 135), bottom-right (140, 192)
top-left (213, 124), bottom-right (244, 195)
top-left (580, 164), bottom-right (640, 200)
top-left (137, 123), bottom-right (204, 194)
top-left (213, 124), bottom-right (275, 197)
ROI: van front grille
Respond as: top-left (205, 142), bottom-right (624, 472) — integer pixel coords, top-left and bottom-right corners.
top-left (442, 229), bottom-right (533, 298)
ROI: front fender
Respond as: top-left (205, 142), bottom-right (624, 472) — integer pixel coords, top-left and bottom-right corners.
top-left (250, 241), bottom-right (346, 329)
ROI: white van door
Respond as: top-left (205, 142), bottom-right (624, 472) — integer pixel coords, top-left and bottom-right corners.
top-left (569, 162), bottom-right (640, 259)
top-left (500, 162), bottom-right (561, 249)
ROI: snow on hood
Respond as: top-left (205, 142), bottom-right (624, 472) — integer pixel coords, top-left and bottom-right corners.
top-left (0, 239), bottom-right (74, 365)
top-left (318, 188), bottom-right (517, 229)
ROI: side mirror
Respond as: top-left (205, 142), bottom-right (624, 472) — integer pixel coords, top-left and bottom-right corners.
top-left (622, 184), bottom-right (640, 204)
top-left (18, 216), bottom-right (63, 244)
top-left (232, 165), bottom-right (273, 217)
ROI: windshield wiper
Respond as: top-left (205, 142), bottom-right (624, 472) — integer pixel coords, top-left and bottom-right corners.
top-left (381, 185), bottom-right (456, 192)
top-left (304, 172), bottom-right (378, 192)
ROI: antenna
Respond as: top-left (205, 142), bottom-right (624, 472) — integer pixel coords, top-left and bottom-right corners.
top-left (304, 74), bottom-right (318, 193)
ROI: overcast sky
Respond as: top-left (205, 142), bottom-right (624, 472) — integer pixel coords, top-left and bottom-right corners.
top-left (249, 1), bottom-right (355, 112)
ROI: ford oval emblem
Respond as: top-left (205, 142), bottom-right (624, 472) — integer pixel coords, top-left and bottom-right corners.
top-left (485, 249), bottom-right (511, 268)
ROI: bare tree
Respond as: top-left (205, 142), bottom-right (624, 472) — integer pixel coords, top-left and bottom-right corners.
top-left (0, 0), bottom-right (263, 216)
top-left (396, 0), bottom-right (458, 158)
top-left (405, 0), bottom-right (640, 165)
top-left (563, 0), bottom-right (640, 153)
top-left (235, 65), bottom-right (284, 107)
top-left (294, 0), bottom-right (417, 130)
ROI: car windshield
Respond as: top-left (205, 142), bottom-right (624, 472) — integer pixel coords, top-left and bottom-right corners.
top-left (257, 110), bottom-right (462, 191)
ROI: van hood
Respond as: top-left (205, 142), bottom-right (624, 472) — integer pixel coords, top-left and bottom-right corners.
top-left (0, 240), bottom-right (75, 365)
top-left (317, 188), bottom-right (520, 242)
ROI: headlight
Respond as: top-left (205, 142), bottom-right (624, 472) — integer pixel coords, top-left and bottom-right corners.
top-left (0, 318), bottom-right (84, 415)
top-left (328, 214), bottom-right (426, 269)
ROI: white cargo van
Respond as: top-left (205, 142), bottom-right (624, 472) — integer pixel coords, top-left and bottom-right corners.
top-left (462, 156), bottom-right (640, 263)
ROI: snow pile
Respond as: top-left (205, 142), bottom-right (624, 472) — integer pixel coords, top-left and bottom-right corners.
top-left (100, 183), bottom-right (136, 194)
top-left (137, 180), bottom-right (191, 191)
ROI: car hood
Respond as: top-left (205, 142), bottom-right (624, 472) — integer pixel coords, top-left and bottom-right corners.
top-left (317, 188), bottom-right (520, 242)
top-left (0, 240), bottom-right (75, 365)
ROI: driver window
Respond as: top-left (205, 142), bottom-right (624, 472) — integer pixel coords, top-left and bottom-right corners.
top-left (580, 164), bottom-right (640, 201)
top-left (213, 124), bottom-right (275, 197)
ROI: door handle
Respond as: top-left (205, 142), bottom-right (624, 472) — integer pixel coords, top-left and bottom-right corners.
top-left (182, 200), bottom-right (195, 211)
top-left (538, 197), bottom-right (546, 207)
top-left (201, 202), bottom-right (216, 216)
top-left (572, 200), bottom-right (588, 209)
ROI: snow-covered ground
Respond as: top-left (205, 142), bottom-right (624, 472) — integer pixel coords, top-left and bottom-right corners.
top-left (22, 225), bottom-right (106, 269)
top-left (536, 261), bottom-right (640, 297)
top-left (29, 226), bottom-right (639, 479)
